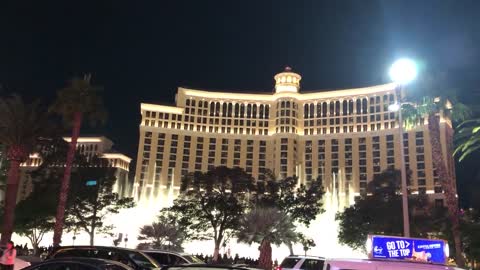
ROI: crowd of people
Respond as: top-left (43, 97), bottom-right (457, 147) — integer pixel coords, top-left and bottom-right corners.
top-left (195, 253), bottom-right (279, 267)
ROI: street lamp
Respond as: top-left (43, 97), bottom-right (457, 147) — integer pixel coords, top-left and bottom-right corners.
top-left (389, 58), bottom-right (417, 237)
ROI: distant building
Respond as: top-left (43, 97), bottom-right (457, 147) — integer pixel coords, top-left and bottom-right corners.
top-left (17, 136), bottom-right (132, 201)
top-left (134, 67), bottom-right (455, 207)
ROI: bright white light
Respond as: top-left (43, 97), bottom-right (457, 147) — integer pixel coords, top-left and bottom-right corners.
top-left (444, 243), bottom-right (449, 258)
top-left (388, 103), bottom-right (400, 112)
top-left (366, 237), bottom-right (372, 255)
top-left (389, 58), bottom-right (417, 84)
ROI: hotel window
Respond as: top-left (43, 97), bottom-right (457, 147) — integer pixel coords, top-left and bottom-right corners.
top-left (358, 137), bottom-right (367, 194)
top-left (345, 138), bottom-right (353, 181)
top-left (234, 139), bottom-right (241, 167)
top-left (331, 155), bottom-right (339, 167)
top-left (415, 131), bottom-right (426, 191)
top-left (305, 140), bottom-right (313, 182)
top-left (386, 134), bottom-right (395, 169)
top-left (208, 138), bottom-right (216, 170)
top-left (317, 140), bottom-right (326, 183)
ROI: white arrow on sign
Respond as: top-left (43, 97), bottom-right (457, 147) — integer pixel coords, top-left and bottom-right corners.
top-left (405, 241), bottom-right (410, 248)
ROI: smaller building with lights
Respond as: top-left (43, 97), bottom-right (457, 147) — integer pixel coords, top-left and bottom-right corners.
top-left (16, 136), bottom-right (132, 201)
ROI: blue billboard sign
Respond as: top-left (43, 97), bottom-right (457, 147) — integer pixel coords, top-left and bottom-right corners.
top-left (367, 235), bottom-right (448, 264)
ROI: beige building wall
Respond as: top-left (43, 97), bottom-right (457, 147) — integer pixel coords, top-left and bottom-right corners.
top-left (134, 68), bottom-right (454, 206)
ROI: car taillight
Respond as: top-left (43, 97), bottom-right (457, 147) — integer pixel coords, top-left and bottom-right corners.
top-left (275, 267), bottom-right (282, 270)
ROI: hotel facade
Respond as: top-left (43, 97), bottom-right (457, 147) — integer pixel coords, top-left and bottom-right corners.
top-left (134, 68), bottom-right (454, 206)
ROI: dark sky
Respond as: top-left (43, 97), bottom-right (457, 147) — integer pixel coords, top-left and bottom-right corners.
top-left (1, 1), bottom-right (480, 204)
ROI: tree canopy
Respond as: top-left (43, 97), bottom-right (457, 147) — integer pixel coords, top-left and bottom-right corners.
top-left (336, 169), bottom-right (449, 251)
top-left (137, 214), bottom-right (187, 252)
top-left (237, 207), bottom-right (297, 270)
top-left (161, 167), bottom-right (325, 262)
top-left (65, 157), bottom-right (135, 245)
top-left (255, 176), bottom-right (325, 227)
top-left (164, 166), bottom-right (255, 261)
top-left (49, 75), bottom-right (107, 127)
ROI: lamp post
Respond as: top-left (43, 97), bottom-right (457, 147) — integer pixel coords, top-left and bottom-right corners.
top-left (388, 58), bottom-right (417, 237)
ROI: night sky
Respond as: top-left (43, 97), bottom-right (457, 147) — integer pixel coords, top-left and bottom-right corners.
top-left (1, 1), bottom-right (480, 205)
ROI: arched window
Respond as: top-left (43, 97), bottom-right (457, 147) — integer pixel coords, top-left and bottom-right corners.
top-left (265, 105), bottom-right (269, 118)
top-left (281, 101), bottom-right (286, 108)
top-left (348, 100), bottom-right (354, 115)
top-left (309, 103), bottom-right (314, 118)
top-left (240, 104), bottom-right (245, 117)
top-left (317, 103), bottom-right (322, 117)
top-left (247, 104), bottom-right (252, 118)
top-left (228, 103), bottom-right (233, 117)
top-left (304, 104), bottom-right (309, 118)
top-left (322, 102), bottom-right (327, 117)
top-left (356, 99), bottom-right (362, 114)
top-left (222, 103), bottom-right (227, 116)
top-left (335, 101), bottom-right (340, 116)
top-left (234, 103), bottom-right (239, 117)
top-left (342, 100), bottom-right (348, 115)
top-left (329, 101), bottom-right (335, 116)
top-left (252, 104), bottom-right (257, 118)
top-left (191, 99), bottom-right (196, 107)
top-left (259, 104), bottom-right (264, 119)
top-left (362, 98), bottom-right (368, 114)
top-left (210, 102), bottom-right (215, 116)
top-left (286, 101), bottom-right (291, 108)
top-left (215, 102), bottom-right (220, 116)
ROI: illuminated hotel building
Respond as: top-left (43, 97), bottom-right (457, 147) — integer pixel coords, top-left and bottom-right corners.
top-left (134, 67), bottom-right (454, 205)
top-left (17, 136), bottom-right (132, 201)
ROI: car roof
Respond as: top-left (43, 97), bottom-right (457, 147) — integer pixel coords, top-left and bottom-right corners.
top-left (284, 255), bottom-right (325, 260)
top-left (163, 264), bottom-right (261, 270)
top-left (46, 257), bottom-right (131, 266)
top-left (52, 246), bottom-right (140, 252)
top-left (143, 250), bottom-right (189, 256)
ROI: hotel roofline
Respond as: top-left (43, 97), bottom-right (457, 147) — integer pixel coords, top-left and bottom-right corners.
top-left (141, 82), bottom-right (399, 113)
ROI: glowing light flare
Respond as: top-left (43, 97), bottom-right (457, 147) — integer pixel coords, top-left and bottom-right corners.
top-left (388, 103), bottom-right (401, 112)
top-left (389, 58), bottom-right (417, 84)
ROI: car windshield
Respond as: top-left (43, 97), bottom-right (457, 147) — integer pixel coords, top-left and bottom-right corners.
top-left (182, 255), bottom-right (204, 264)
top-left (125, 251), bottom-right (159, 268)
top-left (280, 258), bottom-right (301, 268)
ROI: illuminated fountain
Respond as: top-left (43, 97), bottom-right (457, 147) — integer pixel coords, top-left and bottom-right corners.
top-left (15, 171), bottom-right (365, 260)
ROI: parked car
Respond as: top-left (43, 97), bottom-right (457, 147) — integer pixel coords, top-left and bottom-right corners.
top-left (47, 246), bottom-right (159, 270)
top-left (22, 257), bottom-right (133, 270)
top-left (278, 255), bottom-right (325, 270)
top-left (142, 250), bottom-right (203, 266)
top-left (161, 264), bottom-right (261, 270)
top-left (323, 258), bottom-right (464, 270)
top-left (14, 257), bottom-right (31, 270)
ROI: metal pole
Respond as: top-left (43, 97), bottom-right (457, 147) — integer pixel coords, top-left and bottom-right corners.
top-left (397, 86), bottom-right (411, 237)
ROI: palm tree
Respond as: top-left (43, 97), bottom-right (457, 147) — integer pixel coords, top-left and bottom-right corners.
top-left (137, 215), bottom-right (186, 251)
top-left (50, 75), bottom-right (106, 247)
top-left (454, 118), bottom-right (480, 161)
top-left (0, 95), bottom-right (50, 244)
top-left (401, 77), bottom-right (471, 266)
top-left (236, 207), bottom-right (298, 270)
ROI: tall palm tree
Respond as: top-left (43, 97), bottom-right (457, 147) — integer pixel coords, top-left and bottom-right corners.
top-left (454, 118), bottom-right (480, 161)
top-left (0, 95), bottom-right (50, 244)
top-left (401, 77), bottom-right (471, 266)
top-left (236, 207), bottom-right (298, 270)
top-left (50, 75), bottom-right (106, 246)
